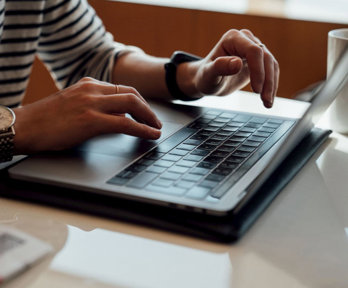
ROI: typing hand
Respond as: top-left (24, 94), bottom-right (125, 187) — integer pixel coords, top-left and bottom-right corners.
top-left (180, 29), bottom-right (279, 108)
top-left (13, 77), bottom-right (162, 154)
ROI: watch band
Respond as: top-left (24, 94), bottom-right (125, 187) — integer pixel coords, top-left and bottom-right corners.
top-left (164, 51), bottom-right (202, 101)
top-left (0, 126), bottom-right (15, 162)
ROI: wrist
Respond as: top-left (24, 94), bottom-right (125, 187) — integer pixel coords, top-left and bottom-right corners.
top-left (164, 51), bottom-right (203, 101)
top-left (176, 61), bottom-right (203, 100)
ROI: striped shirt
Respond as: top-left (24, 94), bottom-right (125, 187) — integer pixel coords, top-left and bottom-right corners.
top-left (0, 0), bottom-right (136, 107)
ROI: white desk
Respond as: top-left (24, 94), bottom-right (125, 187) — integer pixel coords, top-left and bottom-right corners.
top-left (1, 91), bottom-right (348, 288)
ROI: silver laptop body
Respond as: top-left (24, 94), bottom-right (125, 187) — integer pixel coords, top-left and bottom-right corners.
top-left (9, 48), bottom-right (348, 216)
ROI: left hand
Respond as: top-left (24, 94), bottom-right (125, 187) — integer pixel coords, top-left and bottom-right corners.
top-left (179, 29), bottom-right (279, 108)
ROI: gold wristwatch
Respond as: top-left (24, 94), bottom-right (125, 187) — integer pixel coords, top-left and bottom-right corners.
top-left (0, 105), bottom-right (16, 162)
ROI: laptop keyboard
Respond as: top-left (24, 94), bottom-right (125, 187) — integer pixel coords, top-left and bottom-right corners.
top-left (107, 110), bottom-right (294, 201)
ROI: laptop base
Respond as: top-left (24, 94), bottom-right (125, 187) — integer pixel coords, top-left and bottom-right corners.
top-left (0, 128), bottom-right (331, 243)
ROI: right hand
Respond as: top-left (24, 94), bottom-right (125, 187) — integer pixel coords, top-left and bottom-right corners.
top-left (13, 77), bottom-right (162, 155)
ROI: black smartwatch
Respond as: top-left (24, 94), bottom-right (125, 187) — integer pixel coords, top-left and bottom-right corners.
top-left (164, 51), bottom-right (202, 101)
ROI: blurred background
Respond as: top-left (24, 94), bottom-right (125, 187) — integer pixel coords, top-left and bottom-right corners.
top-left (24, 0), bottom-right (348, 104)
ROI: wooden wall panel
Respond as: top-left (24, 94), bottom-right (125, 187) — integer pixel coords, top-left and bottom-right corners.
top-left (24, 1), bottom-right (348, 104)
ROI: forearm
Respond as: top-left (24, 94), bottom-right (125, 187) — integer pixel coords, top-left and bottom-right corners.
top-left (112, 51), bottom-right (200, 100)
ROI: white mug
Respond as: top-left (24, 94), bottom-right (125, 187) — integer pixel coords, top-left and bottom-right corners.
top-left (327, 28), bottom-right (348, 134)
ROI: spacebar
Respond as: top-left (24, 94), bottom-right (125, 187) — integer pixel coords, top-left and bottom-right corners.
top-left (156, 127), bottom-right (197, 153)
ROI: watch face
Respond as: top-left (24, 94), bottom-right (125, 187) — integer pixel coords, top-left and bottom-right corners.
top-left (0, 106), bottom-right (15, 131)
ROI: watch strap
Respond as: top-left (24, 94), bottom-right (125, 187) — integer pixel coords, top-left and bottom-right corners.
top-left (165, 51), bottom-right (202, 101)
top-left (0, 126), bottom-right (15, 162)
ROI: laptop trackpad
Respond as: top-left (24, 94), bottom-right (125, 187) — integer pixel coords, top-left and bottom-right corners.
top-left (9, 122), bottom-right (184, 185)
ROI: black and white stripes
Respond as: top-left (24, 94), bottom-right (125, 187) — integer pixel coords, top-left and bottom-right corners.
top-left (0, 0), bottom-right (133, 107)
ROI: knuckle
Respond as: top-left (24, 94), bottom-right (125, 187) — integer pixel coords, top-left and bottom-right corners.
top-left (223, 29), bottom-right (240, 40)
top-left (248, 44), bottom-right (263, 57)
top-left (125, 93), bottom-right (139, 106)
top-left (241, 29), bottom-right (253, 36)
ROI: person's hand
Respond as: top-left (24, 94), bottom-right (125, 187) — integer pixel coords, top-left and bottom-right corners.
top-left (13, 77), bottom-right (162, 155)
top-left (179, 29), bottom-right (279, 108)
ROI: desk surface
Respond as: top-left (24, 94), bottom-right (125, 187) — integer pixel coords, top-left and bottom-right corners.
top-left (1, 92), bottom-right (348, 288)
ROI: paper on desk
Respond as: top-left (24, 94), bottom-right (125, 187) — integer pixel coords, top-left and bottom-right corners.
top-left (0, 224), bottom-right (53, 285)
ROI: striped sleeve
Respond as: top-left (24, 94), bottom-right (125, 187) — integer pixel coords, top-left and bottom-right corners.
top-left (38, 0), bottom-right (141, 89)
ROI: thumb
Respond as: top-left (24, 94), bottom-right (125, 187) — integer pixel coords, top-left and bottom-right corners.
top-left (206, 56), bottom-right (243, 78)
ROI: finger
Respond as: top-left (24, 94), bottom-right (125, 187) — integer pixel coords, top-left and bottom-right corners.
top-left (116, 85), bottom-right (148, 106)
top-left (200, 57), bottom-right (243, 93)
top-left (260, 49), bottom-right (275, 108)
top-left (97, 94), bottom-right (162, 129)
top-left (98, 113), bottom-right (162, 140)
top-left (77, 78), bottom-right (149, 106)
top-left (221, 35), bottom-right (265, 94)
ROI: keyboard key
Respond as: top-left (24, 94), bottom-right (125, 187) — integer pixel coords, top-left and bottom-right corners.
top-left (191, 149), bottom-right (210, 156)
top-left (220, 112), bottom-right (236, 118)
top-left (205, 139), bottom-right (223, 146)
top-left (162, 154), bottom-right (182, 162)
top-left (206, 173), bottom-right (226, 182)
top-left (127, 172), bottom-right (158, 189)
top-left (186, 187), bottom-right (211, 199)
top-left (175, 180), bottom-right (195, 189)
top-left (212, 167), bottom-right (234, 176)
top-left (263, 123), bottom-right (280, 129)
top-left (107, 176), bottom-right (129, 186)
top-left (146, 185), bottom-right (186, 195)
top-left (233, 151), bottom-right (251, 158)
top-left (208, 121), bottom-right (226, 127)
top-left (156, 127), bottom-right (196, 153)
top-left (227, 121), bottom-right (244, 127)
top-left (219, 161), bottom-right (239, 170)
top-left (170, 149), bottom-right (189, 156)
top-left (127, 164), bottom-right (147, 173)
top-left (176, 159), bottom-right (197, 167)
top-left (210, 151), bottom-right (229, 158)
top-left (138, 159), bottom-right (155, 166)
top-left (258, 127), bottom-right (276, 133)
top-left (211, 134), bottom-right (228, 141)
top-left (198, 143), bottom-right (216, 150)
top-left (160, 172), bottom-right (181, 180)
top-left (217, 145), bottom-right (236, 153)
top-left (146, 165), bottom-right (167, 174)
top-left (215, 117), bottom-right (231, 123)
top-left (226, 155), bottom-right (244, 164)
top-left (224, 140), bottom-right (240, 147)
top-left (234, 132), bottom-right (251, 137)
top-left (239, 127), bottom-right (256, 133)
top-left (204, 156), bottom-right (224, 164)
top-left (254, 131), bottom-right (271, 138)
top-left (190, 167), bottom-right (211, 175)
top-left (250, 116), bottom-right (267, 124)
top-left (184, 154), bottom-right (204, 162)
top-left (154, 160), bottom-right (174, 168)
top-left (243, 140), bottom-right (261, 147)
top-left (176, 143), bottom-right (196, 151)
top-left (197, 161), bottom-right (217, 169)
top-left (182, 173), bottom-right (203, 182)
top-left (237, 145), bottom-right (256, 153)
top-left (116, 170), bottom-right (137, 179)
top-left (229, 136), bottom-right (246, 142)
top-left (244, 122), bottom-right (262, 128)
top-left (184, 138), bottom-right (203, 145)
top-left (191, 134), bottom-right (209, 140)
top-left (199, 180), bottom-right (219, 189)
top-left (249, 136), bottom-right (266, 142)
top-left (152, 178), bottom-right (174, 187)
top-left (145, 151), bottom-right (165, 160)
top-left (233, 114), bottom-right (251, 122)
top-left (168, 165), bottom-right (190, 174)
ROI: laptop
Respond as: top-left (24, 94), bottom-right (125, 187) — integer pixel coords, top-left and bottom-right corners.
top-left (8, 48), bottom-right (348, 216)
